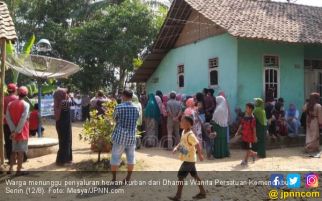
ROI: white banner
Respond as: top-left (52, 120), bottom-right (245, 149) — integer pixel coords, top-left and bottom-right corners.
top-left (41, 98), bottom-right (54, 117)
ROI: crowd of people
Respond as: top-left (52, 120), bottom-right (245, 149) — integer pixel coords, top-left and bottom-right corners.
top-left (3, 83), bottom-right (321, 179)
top-left (138, 89), bottom-right (243, 163)
top-left (137, 88), bottom-right (321, 161)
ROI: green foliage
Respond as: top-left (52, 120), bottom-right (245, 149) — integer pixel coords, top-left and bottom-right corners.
top-left (25, 80), bottom-right (57, 97)
top-left (26, 82), bottom-right (37, 96)
top-left (133, 57), bottom-right (143, 69)
top-left (70, 0), bottom-right (158, 91)
top-left (154, 5), bottom-right (168, 30)
top-left (5, 0), bottom-right (165, 93)
top-left (6, 40), bottom-right (14, 56)
top-left (80, 101), bottom-right (117, 161)
top-left (12, 34), bottom-right (36, 83)
top-left (22, 34), bottom-right (35, 54)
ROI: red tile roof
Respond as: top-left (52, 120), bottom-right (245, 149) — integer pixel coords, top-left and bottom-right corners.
top-left (131, 0), bottom-right (322, 82)
top-left (186, 0), bottom-right (322, 44)
top-left (0, 2), bottom-right (17, 41)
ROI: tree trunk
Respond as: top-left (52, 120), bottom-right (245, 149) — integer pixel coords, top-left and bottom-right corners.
top-left (118, 68), bottom-right (126, 93)
top-left (0, 39), bottom-right (6, 165)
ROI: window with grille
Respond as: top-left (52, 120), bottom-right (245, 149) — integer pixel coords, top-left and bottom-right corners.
top-left (209, 58), bottom-right (218, 87)
top-left (264, 55), bottom-right (279, 99)
top-left (177, 64), bottom-right (184, 88)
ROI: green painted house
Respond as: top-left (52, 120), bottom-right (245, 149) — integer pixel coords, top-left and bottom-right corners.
top-left (131, 0), bottom-right (322, 111)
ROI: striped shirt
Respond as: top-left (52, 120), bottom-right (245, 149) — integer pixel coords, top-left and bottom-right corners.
top-left (112, 102), bottom-right (139, 146)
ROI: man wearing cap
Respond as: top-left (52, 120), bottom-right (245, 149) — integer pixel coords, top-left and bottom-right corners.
top-left (6, 86), bottom-right (30, 175)
top-left (3, 83), bottom-right (18, 161)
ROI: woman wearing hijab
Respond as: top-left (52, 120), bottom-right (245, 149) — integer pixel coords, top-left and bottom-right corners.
top-left (144, 94), bottom-right (161, 147)
top-left (253, 98), bottom-right (267, 158)
top-left (184, 98), bottom-right (203, 143)
top-left (54, 88), bottom-right (74, 166)
top-left (304, 93), bottom-right (322, 153)
top-left (285, 103), bottom-right (300, 137)
top-left (218, 91), bottom-right (231, 143)
top-left (132, 94), bottom-right (143, 126)
top-left (211, 96), bottom-right (230, 158)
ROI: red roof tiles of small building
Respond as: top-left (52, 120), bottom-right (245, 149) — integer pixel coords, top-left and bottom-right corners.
top-left (0, 1), bottom-right (17, 41)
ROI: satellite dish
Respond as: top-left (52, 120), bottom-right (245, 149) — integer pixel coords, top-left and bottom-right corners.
top-left (36, 39), bottom-right (52, 52)
top-left (6, 54), bottom-right (80, 79)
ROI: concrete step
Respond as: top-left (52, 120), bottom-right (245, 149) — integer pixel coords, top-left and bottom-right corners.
top-left (27, 137), bottom-right (58, 158)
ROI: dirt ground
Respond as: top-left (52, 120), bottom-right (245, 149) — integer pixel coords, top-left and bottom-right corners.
top-left (17, 121), bottom-right (322, 172)
top-left (1, 122), bottom-right (322, 201)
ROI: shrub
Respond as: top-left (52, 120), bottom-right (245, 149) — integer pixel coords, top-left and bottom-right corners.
top-left (80, 100), bottom-right (117, 162)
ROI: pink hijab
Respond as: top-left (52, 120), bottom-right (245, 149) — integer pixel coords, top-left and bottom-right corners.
top-left (184, 98), bottom-right (195, 116)
top-left (161, 95), bottom-right (168, 116)
top-left (162, 95), bottom-right (168, 103)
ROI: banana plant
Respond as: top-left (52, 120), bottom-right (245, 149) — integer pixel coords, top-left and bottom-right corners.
top-left (7, 34), bottom-right (35, 83)
top-left (26, 79), bottom-right (57, 97)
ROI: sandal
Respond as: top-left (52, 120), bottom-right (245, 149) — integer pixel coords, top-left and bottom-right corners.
top-left (192, 193), bottom-right (206, 199)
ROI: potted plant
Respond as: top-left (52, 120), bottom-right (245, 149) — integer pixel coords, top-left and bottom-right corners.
top-left (80, 101), bottom-right (117, 162)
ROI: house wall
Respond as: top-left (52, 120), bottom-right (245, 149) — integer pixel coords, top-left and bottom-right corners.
top-left (146, 35), bottom-right (319, 114)
top-left (237, 39), bottom-right (305, 110)
top-left (146, 33), bottom-right (238, 109)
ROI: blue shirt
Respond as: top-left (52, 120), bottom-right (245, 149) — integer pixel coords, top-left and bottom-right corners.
top-left (112, 102), bottom-right (139, 146)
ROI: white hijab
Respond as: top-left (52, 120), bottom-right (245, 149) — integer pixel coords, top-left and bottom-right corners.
top-left (155, 95), bottom-right (163, 112)
top-left (212, 95), bottom-right (229, 127)
top-left (132, 94), bottom-right (143, 126)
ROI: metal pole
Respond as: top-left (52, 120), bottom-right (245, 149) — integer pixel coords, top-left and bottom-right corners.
top-left (37, 80), bottom-right (42, 138)
top-left (0, 39), bottom-right (6, 165)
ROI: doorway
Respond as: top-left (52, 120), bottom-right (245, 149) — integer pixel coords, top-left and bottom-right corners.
top-left (304, 59), bottom-right (322, 101)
